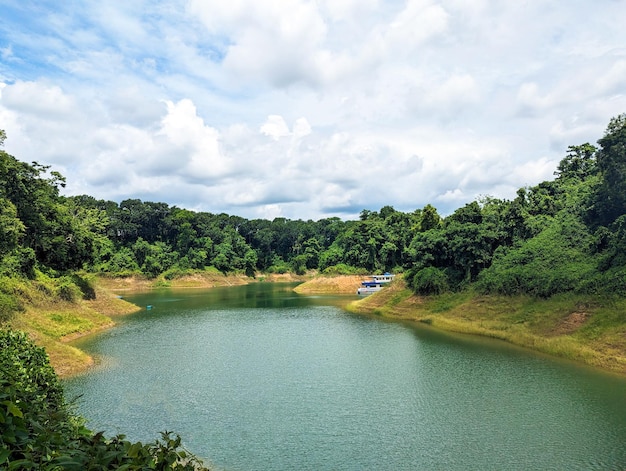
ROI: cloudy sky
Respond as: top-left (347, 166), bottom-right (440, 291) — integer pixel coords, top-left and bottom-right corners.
top-left (1, 0), bottom-right (625, 221)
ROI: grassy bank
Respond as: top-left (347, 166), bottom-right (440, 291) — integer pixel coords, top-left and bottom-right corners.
top-left (5, 271), bottom-right (307, 377)
top-left (10, 270), bottom-right (626, 377)
top-left (346, 278), bottom-right (626, 375)
top-left (293, 274), bottom-right (363, 294)
top-left (5, 277), bottom-right (141, 377)
top-left (96, 271), bottom-right (308, 291)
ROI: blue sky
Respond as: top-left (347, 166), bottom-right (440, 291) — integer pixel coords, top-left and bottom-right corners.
top-left (1, 0), bottom-right (625, 220)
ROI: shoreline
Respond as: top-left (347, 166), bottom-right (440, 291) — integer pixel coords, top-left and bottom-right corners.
top-left (13, 272), bottom-right (626, 378)
top-left (39, 273), bottom-right (309, 377)
top-left (342, 278), bottom-right (626, 377)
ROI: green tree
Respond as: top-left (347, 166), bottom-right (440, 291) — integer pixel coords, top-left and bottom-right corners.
top-left (318, 243), bottom-right (344, 271)
top-left (410, 266), bottom-right (449, 295)
top-left (476, 213), bottom-right (595, 297)
top-left (555, 143), bottom-right (597, 181)
top-left (592, 113), bottom-right (626, 226)
top-left (131, 238), bottom-right (177, 277)
top-left (302, 237), bottom-right (322, 269)
top-left (0, 198), bottom-right (24, 255)
top-left (420, 204), bottom-right (441, 231)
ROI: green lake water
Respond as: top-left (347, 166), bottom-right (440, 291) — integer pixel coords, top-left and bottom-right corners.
top-left (64, 283), bottom-right (626, 470)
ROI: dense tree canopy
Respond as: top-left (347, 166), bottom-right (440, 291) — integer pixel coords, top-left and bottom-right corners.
top-left (2, 114), bottom-right (626, 298)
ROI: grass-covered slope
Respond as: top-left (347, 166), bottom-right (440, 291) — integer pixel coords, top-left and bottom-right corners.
top-left (347, 278), bottom-right (626, 375)
top-left (1, 273), bottom-right (140, 377)
top-left (2, 271), bottom-right (302, 377)
top-left (293, 275), bottom-right (363, 294)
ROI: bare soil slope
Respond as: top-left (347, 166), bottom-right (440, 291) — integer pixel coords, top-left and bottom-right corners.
top-left (293, 275), bottom-right (364, 294)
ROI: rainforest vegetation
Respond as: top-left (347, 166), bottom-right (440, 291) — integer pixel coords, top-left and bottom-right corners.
top-left (2, 114), bottom-right (626, 468)
top-left (2, 115), bottom-right (626, 306)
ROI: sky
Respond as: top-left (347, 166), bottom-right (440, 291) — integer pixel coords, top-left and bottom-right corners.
top-left (0, 0), bottom-right (625, 221)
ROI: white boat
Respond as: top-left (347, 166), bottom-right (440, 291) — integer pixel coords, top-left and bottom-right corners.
top-left (357, 273), bottom-right (395, 295)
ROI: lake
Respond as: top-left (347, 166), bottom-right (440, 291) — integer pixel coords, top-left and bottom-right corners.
top-left (64, 283), bottom-right (626, 470)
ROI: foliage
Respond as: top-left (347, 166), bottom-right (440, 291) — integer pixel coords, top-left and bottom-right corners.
top-left (0, 329), bottom-right (208, 470)
top-left (0, 288), bottom-right (23, 324)
top-left (408, 266), bottom-right (449, 295)
top-left (322, 264), bottom-right (368, 275)
top-left (0, 198), bottom-right (24, 256)
top-left (476, 214), bottom-right (596, 297)
top-left (56, 276), bottom-right (83, 302)
top-left (590, 114), bottom-right (626, 226)
top-left (2, 115), bottom-right (626, 298)
top-left (266, 255), bottom-right (290, 274)
top-left (555, 143), bottom-right (597, 181)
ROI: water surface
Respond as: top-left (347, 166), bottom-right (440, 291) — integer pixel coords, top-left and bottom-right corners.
top-left (65, 283), bottom-right (626, 470)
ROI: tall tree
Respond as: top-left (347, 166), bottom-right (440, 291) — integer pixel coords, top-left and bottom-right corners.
top-left (593, 114), bottom-right (626, 226)
top-left (0, 198), bottom-right (24, 255)
top-left (555, 143), bottom-right (597, 181)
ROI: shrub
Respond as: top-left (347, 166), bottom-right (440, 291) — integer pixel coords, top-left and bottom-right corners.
top-left (203, 265), bottom-right (222, 275)
top-left (163, 267), bottom-right (193, 280)
top-left (70, 274), bottom-right (96, 300)
top-left (0, 329), bottom-right (209, 470)
top-left (267, 263), bottom-right (289, 274)
top-left (0, 291), bottom-right (21, 323)
top-left (476, 215), bottom-right (596, 297)
top-left (578, 266), bottom-right (626, 296)
top-left (0, 277), bottom-right (25, 323)
top-left (322, 264), bottom-right (367, 275)
top-left (56, 277), bottom-right (82, 302)
top-left (0, 248), bottom-right (36, 278)
top-left (290, 255), bottom-right (308, 275)
top-left (411, 267), bottom-right (449, 295)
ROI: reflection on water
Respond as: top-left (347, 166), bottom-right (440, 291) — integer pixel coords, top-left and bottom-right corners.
top-left (65, 283), bottom-right (626, 471)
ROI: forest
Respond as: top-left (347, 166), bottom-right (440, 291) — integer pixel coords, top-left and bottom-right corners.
top-left (2, 114), bottom-right (626, 310)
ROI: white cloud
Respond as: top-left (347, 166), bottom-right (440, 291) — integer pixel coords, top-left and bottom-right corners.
top-left (0, 1), bottom-right (625, 220)
top-left (260, 115), bottom-right (290, 140)
top-left (1, 81), bottom-right (77, 118)
top-left (189, 0), bottom-right (328, 87)
top-left (383, 0), bottom-right (449, 52)
top-left (318, 0), bottom-right (378, 22)
top-left (595, 58), bottom-right (626, 96)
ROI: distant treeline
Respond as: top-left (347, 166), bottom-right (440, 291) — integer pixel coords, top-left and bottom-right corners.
top-left (2, 114), bottom-right (626, 299)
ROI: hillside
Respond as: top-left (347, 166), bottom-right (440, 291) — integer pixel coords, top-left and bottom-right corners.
top-left (347, 278), bottom-right (626, 375)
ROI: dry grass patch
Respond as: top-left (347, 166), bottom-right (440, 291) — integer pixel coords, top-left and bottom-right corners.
top-left (294, 275), bottom-right (363, 294)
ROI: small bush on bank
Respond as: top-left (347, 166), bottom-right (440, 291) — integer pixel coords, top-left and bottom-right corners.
top-left (0, 291), bottom-right (21, 323)
top-left (0, 248), bottom-right (36, 278)
top-left (163, 267), bottom-right (194, 280)
top-left (70, 273), bottom-right (97, 300)
top-left (0, 329), bottom-right (209, 470)
top-left (0, 277), bottom-right (25, 323)
top-left (410, 267), bottom-right (450, 295)
top-left (56, 277), bottom-right (82, 302)
top-left (267, 263), bottom-right (290, 274)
